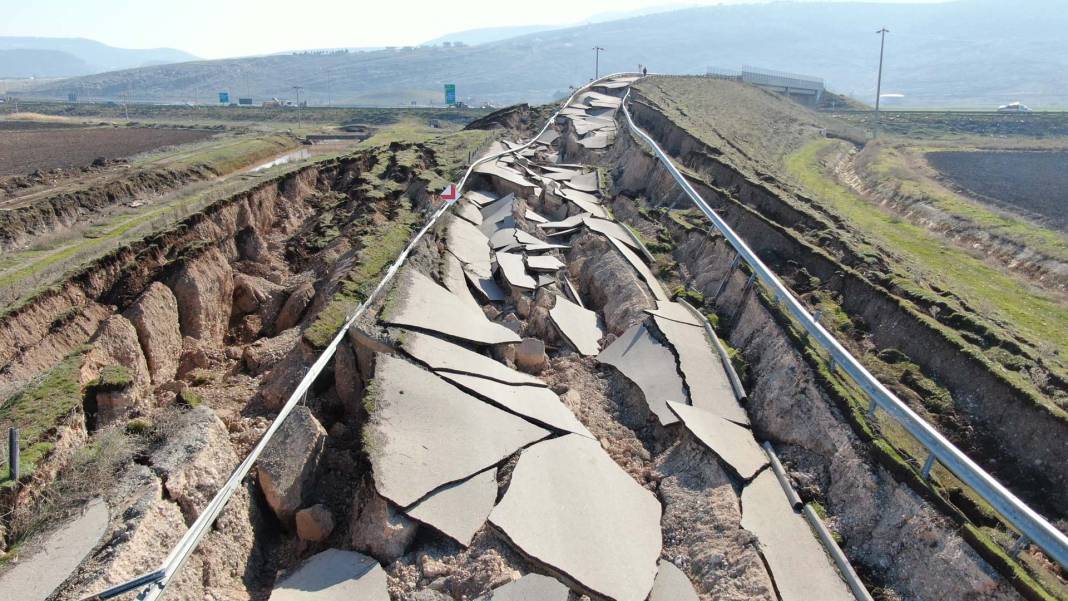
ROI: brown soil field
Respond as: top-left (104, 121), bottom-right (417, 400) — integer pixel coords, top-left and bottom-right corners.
top-left (927, 150), bottom-right (1068, 231)
top-left (0, 126), bottom-right (215, 176)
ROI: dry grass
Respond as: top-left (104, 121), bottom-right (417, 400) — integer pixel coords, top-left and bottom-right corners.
top-left (1, 112), bottom-right (75, 123)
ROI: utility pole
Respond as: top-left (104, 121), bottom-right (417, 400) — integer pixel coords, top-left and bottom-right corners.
top-left (8, 427), bottom-right (19, 483)
top-left (874, 28), bottom-right (889, 138)
top-left (592, 46), bottom-right (605, 80)
top-left (292, 85), bottom-right (304, 130)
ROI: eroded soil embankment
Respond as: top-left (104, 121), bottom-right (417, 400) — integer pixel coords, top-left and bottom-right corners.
top-left (0, 163), bottom-right (217, 251)
top-left (623, 93), bottom-right (1068, 521)
top-left (838, 142), bottom-right (1068, 291)
top-left (590, 122), bottom-right (1058, 600)
top-left (0, 141), bottom-right (446, 598)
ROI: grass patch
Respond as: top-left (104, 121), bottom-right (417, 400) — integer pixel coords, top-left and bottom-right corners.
top-left (177, 389), bottom-right (204, 408)
top-left (786, 138), bottom-right (1068, 388)
top-left (164, 133), bottom-right (296, 173)
top-left (304, 205), bottom-right (419, 350)
top-left (858, 141), bottom-right (1068, 265)
top-left (88, 365), bottom-right (132, 391)
top-left (758, 284), bottom-right (1066, 601)
top-left (3, 426), bottom-right (134, 551)
top-left (0, 349), bottom-right (87, 484)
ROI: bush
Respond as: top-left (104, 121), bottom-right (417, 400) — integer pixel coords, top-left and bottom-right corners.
top-left (90, 365), bottom-right (133, 391)
top-left (177, 389), bottom-right (204, 407)
top-left (672, 286), bottom-right (705, 307)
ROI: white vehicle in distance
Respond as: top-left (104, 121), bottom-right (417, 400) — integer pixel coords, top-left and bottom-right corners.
top-left (997, 101), bottom-right (1033, 112)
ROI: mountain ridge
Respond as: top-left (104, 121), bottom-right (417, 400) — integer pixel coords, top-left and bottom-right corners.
top-left (0, 36), bottom-right (197, 78)
top-left (11, 0), bottom-right (1067, 108)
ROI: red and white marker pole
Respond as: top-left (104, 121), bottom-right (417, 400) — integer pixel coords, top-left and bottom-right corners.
top-left (439, 183), bottom-right (459, 204)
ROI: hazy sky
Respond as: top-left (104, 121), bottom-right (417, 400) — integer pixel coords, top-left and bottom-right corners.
top-left (3, 0), bottom-right (946, 59)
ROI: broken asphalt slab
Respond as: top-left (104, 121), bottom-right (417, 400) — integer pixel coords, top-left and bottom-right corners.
top-left (667, 401), bottom-right (767, 480)
top-left (270, 549), bottom-right (387, 600)
top-left (381, 268), bottom-right (520, 345)
top-left (495, 251), bottom-right (537, 290)
top-left (653, 315), bottom-right (748, 425)
top-left (597, 322), bottom-right (686, 426)
top-left (447, 218), bottom-right (493, 278)
top-left (406, 468), bottom-right (498, 547)
top-left (475, 573), bottom-right (571, 600)
top-left (489, 435), bottom-right (662, 601)
top-left (398, 330), bottom-right (545, 386)
top-left (741, 470), bottom-right (855, 601)
top-left (438, 370), bottom-right (593, 438)
top-left (365, 355), bottom-right (549, 507)
top-left (648, 560), bottom-right (700, 601)
top-left (549, 294), bottom-right (603, 356)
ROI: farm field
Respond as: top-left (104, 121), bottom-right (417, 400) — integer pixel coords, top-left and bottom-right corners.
top-left (0, 123), bottom-right (215, 175)
top-left (831, 109), bottom-right (1068, 138)
top-left (926, 150), bottom-right (1068, 231)
top-left (4, 100), bottom-right (490, 130)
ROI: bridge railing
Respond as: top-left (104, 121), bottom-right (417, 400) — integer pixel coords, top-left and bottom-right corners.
top-left (620, 89), bottom-right (1068, 572)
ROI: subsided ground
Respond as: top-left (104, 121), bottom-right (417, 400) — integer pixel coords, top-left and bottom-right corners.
top-left (634, 75), bottom-right (1068, 599)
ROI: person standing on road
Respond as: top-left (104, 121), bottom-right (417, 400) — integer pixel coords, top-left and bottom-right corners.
top-left (642, 66), bottom-right (648, 76)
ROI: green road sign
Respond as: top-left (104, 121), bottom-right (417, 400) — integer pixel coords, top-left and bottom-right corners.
top-left (444, 84), bottom-right (456, 105)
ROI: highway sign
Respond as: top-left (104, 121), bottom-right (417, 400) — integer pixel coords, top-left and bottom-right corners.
top-left (218, 91), bottom-right (230, 104)
top-left (440, 183), bottom-right (459, 202)
top-left (444, 84), bottom-right (456, 105)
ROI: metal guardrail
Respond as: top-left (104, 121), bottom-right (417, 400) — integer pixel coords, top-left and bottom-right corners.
top-left (83, 72), bottom-right (640, 601)
top-left (620, 89), bottom-right (1068, 571)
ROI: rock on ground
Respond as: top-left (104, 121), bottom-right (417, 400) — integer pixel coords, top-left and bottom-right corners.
top-left (83, 315), bottom-right (152, 424)
top-left (243, 327), bottom-right (301, 376)
top-left (150, 405), bottom-right (239, 524)
top-left (169, 247), bottom-right (234, 345)
top-left (275, 281), bottom-right (315, 332)
top-left (296, 504), bottom-right (335, 542)
top-left (350, 479), bottom-right (419, 563)
top-left (514, 337), bottom-right (547, 374)
top-left (233, 273), bottom-right (286, 326)
top-left (123, 281), bottom-right (182, 385)
top-left (257, 406), bottom-right (326, 525)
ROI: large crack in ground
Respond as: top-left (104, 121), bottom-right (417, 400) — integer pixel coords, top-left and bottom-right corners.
top-left (7, 77), bottom-right (1042, 601)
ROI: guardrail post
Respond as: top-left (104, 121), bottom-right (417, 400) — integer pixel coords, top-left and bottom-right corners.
top-left (866, 397), bottom-right (878, 418)
top-left (729, 272), bottom-right (758, 330)
top-left (712, 254), bottom-right (740, 303)
top-left (920, 453), bottom-right (937, 479)
top-left (8, 427), bottom-right (18, 482)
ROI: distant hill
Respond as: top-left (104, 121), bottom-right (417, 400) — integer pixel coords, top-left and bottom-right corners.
top-left (0, 49), bottom-right (93, 78)
top-left (0, 37), bottom-right (196, 78)
top-left (15, 0), bottom-right (1067, 108)
top-left (422, 25), bottom-right (560, 47)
